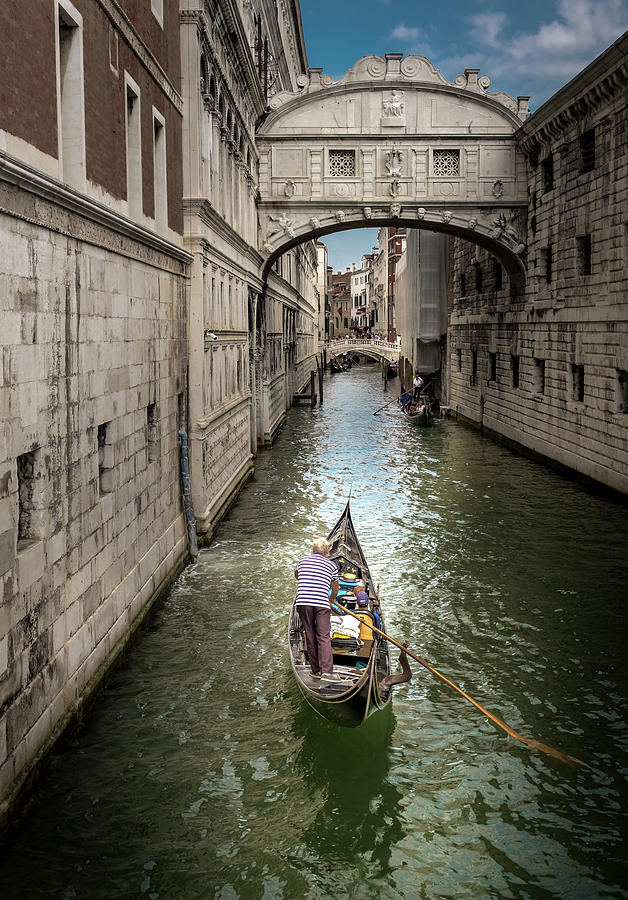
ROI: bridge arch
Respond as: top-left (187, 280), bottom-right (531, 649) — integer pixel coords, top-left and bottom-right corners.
top-left (256, 53), bottom-right (530, 290)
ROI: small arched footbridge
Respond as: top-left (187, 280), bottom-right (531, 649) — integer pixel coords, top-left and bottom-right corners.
top-left (327, 338), bottom-right (400, 363)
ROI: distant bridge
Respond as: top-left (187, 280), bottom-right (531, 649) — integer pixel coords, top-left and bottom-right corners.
top-left (326, 338), bottom-right (400, 363)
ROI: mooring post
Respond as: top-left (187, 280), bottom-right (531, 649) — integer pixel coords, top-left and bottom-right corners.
top-left (318, 360), bottom-right (324, 405)
top-left (310, 370), bottom-right (316, 407)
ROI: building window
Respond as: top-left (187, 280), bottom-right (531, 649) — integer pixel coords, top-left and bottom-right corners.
top-left (493, 260), bottom-right (503, 291)
top-left (577, 234), bottom-right (592, 276)
top-left (125, 73), bottom-right (142, 218)
top-left (329, 149), bottom-right (356, 177)
top-left (153, 108), bottom-right (167, 232)
top-left (534, 358), bottom-right (546, 394)
top-left (56, 0), bottom-right (86, 188)
top-left (571, 364), bottom-right (584, 402)
top-left (474, 263), bottom-right (483, 294)
top-left (489, 352), bottom-right (497, 382)
top-left (146, 403), bottom-right (158, 462)
top-left (471, 348), bottom-right (478, 386)
top-left (511, 355), bottom-right (520, 389)
top-left (579, 128), bottom-right (596, 173)
top-left (617, 370), bottom-right (628, 413)
top-left (457, 348), bottom-right (462, 372)
top-left (460, 273), bottom-right (466, 296)
top-left (541, 246), bottom-right (552, 283)
top-left (97, 422), bottom-right (113, 495)
top-left (433, 149), bottom-right (460, 176)
top-left (542, 155), bottom-right (554, 192)
top-left (17, 450), bottom-right (39, 549)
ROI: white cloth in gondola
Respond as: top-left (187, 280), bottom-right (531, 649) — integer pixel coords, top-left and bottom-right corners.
top-left (330, 615), bottom-right (361, 641)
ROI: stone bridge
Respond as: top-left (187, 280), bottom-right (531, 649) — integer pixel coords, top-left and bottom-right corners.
top-left (327, 338), bottom-right (399, 363)
top-left (256, 54), bottom-right (531, 291)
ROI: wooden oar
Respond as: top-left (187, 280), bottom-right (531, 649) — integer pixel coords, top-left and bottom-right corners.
top-left (372, 395), bottom-right (401, 416)
top-left (333, 600), bottom-right (580, 768)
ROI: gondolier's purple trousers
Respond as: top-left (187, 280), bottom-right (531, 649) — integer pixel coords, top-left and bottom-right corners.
top-left (297, 605), bottom-right (333, 675)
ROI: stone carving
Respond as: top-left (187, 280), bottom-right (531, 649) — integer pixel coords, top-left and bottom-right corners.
top-left (385, 148), bottom-right (403, 176)
top-left (335, 210), bottom-right (346, 223)
top-left (383, 90), bottom-right (405, 118)
top-left (491, 212), bottom-right (525, 253)
top-left (263, 242), bottom-right (274, 254)
top-left (390, 180), bottom-right (400, 197)
top-left (390, 203), bottom-right (401, 218)
top-left (467, 216), bottom-right (478, 230)
top-left (309, 217), bottom-right (320, 230)
top-left (284, 180), bottom-right (296, 198)
top-left (492, 180), bottom-right (504, 198)
top-left (363, 207), bottom-right (372, 219)
top-left (333, 183), bottom-right (351, 198)
top-left (417, 207), bottom-right (427, 220)
top-left (441, 210), bottom-right (452, 224)
top-left (269, 213), bottom-right (295, 238)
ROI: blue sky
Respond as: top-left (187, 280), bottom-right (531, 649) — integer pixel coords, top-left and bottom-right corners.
top-left (300, 0), bottom-right (627, 271)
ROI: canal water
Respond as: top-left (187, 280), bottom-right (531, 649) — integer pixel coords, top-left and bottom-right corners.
top-left (1, 366), bottom-right (627, 899)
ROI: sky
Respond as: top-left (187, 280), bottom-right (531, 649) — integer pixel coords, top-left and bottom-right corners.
top-left (299, 0), bottom-right (627, 271)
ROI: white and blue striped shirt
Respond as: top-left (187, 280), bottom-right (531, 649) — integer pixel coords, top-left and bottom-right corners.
top-left (294, 553), bottom-right (339, 609)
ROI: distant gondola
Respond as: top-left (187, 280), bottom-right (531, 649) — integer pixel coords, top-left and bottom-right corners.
top-left (386, 360), bottom-right (399, 378)
top-left (288, 501), bottom-right (410, 726)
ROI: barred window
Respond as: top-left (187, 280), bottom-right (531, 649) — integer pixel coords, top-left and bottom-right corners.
top-left (579, 129), bottom-right (595, 173)
top-left (329, 149), bottom-right (356, 177)
top-left (433, 149), bottom-right (460, 176)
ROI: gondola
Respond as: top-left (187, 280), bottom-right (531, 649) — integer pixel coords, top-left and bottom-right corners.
top-left (288, 501), bottom-right (411, 726)
top-left (329, 354), bottom-right (345, 373)
top-left (401, 400), bottom-right (434, 426)
top-left (386, 360), bottom-right (399, 378)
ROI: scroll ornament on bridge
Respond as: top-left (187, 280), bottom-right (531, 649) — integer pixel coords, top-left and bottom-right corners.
top-left (268, 213), bottom-right (296, 238)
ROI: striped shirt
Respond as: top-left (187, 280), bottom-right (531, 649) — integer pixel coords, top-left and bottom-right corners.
top-left (294, 553), bottom-right (339, 609)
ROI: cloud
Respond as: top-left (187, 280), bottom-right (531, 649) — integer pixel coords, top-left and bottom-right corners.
top-left (442, 0), bottom-right (627, 107)
top-left (390, 23), bottom-right (421, 42)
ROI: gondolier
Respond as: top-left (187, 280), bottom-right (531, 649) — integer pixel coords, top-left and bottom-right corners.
top-left (412, 373), bottom-right (424, 401)
top-left (294, 538), bottom-right (340, 681)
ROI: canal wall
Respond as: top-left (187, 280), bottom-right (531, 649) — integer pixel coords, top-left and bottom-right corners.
top-left (0, 165), bottom-right (192, 831)
top-left (447, 35), bottom-right (628, 497)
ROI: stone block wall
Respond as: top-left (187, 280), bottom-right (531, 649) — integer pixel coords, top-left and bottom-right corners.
top-left (0, 190), bottom-right (190, 821)
top-left (447, 37), bottom-right (628, 496)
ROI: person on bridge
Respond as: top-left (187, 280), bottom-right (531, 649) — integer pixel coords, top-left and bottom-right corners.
top-left (413, 373), bottom-right (424, 401)
top-left (294, 538), bottom-right (341, 681)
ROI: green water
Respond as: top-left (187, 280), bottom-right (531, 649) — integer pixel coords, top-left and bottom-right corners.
top-left (2, 366), bottom-right (627, 899)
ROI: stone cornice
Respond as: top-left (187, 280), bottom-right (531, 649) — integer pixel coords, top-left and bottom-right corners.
top-left (97, 0), bottom-right (183, 114)
top-left (184, 198), bottom-right (259, 259)
top-left (0, 151), bottom-right (192, 267)
top-left (516, 32), bottom-right (628, 156)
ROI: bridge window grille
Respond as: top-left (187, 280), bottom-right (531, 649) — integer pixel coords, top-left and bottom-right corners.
top-left (433, 150), bottom-right (460, 176)
top-left (329, 149), bottom-right (356, 177)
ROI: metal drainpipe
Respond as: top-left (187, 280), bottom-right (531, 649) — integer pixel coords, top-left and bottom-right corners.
top-left (178, 429), bottom-right (199, 559)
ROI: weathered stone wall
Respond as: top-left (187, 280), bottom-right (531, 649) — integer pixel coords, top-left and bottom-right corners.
top-left (0, 184), bottom-right (190, 822)
top-left (448, 36), bottom-right (628, 495)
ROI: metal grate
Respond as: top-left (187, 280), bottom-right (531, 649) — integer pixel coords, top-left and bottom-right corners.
top-left (433, 149), bottom-right (460, 176)
top-left (579, 129), bottom-right (596, 173)
top-left (329, 149), bottom-right (356, 177)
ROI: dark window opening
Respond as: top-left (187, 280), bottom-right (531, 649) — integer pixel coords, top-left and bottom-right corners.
top-left (542, 155), bottom-right (554, 192)
top-left (579, 129), bottom-right (596, 173)
top-left (147, 403), bottom-right (158, 462)
top-left (618, 370), bottom-right (628, 413)
top-left (535, 358), bottom-right (546, 394)
top-left (489, 352), bottom-right (497, 382)
top-left (98, 422), bottom-right (112, 495)
top-left (460, 273), bottom-right (466, 296)
top-left (471, 349), bottom-right (478, 386)
top-left (511, 355), bottom-right (520, 389)
top-left (17, 450), bottom-right (38, 547)
top-left (577, 234), bottom-right (592, 276)
top-left (571, 364), bottom-right (584, 402)
top-left (493, 260), bottom-right (503, 291)
top-left (474, 264), bottom-right (483, 294)
top-left (457, 348), bottom-right (462, 372)
top-left (542, 246), bottom-right (552, 283)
